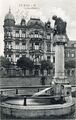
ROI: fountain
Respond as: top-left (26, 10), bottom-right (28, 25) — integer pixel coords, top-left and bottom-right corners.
top-left (51, 15), bottom-right (73, 103)
top-left (0, 16), bottom-right (75, 119)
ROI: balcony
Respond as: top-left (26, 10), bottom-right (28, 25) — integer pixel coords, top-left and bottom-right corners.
top-left (30, 35), bottom-right (43, 43)
top-left (15, 49), bottom-right (26, 53)
top-left (4, 37), bottom-right (13, 42)
top-left (29, 48), bottom-right (43, 54)
top-left (46, 49), bottom-right (51, 53)
top-left (4, 48), bottom-right (13, 54)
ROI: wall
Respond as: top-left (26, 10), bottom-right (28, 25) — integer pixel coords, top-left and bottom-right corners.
top-left (0, 76), bottom-right (52, 88)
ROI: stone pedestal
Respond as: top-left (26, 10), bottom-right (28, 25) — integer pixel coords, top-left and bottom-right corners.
top-left (55, 44), bottom-right (64, 78)
top-left (53, 35), bottom-right (68, 84)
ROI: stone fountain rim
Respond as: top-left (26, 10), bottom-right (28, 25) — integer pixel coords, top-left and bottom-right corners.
top-left (1, 97), bottom-right (75, 118)
top-left (1, 100), bottom-right (75, 110)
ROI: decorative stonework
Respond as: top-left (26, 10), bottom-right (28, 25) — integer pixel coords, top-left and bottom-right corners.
top-left (53, 35), bottom-right (67, 46)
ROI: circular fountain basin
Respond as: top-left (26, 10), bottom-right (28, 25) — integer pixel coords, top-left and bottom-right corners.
top-left (1, 96), bottom-right (75, 118)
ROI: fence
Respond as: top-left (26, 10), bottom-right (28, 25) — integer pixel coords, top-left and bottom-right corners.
top-left (0, 85), bottom-right (76, 97)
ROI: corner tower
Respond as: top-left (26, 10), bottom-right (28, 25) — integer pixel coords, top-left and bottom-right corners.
top-left (3, 9), bottom-right (15, 62)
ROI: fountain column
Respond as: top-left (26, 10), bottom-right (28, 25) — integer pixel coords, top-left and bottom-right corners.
top-left (55, 41), bottom-right (64, 78)
top-left (53, 35), bottom-right (68, 84)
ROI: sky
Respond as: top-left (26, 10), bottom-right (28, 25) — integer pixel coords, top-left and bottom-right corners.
top-left (0, 0), bottom-right (76, 56)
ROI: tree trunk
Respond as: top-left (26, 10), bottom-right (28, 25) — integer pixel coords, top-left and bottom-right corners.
top-left (24, 70), bottom-right (26, 76)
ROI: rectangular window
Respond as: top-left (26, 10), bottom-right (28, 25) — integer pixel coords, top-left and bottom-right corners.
top-left (67, 52), bottom-right (70, 57)
top-left (34, 55), bottom-right (39, 62)
top-left (39, 34), bottom-right (42, 38)
top-left (71, 44), bottom-right (74, 47)
top-left (9, 54), bottom-right (11, 57)
top-left (15, 42), bottom-right (19, 45)
top-left (67, 70), bottom-right (70, 76)
top-left (71, 53), bottom-right (75, 57)
top-left (22, 34), bottom-right (25, 38)
top-left (16, 31), bottom-right (19, 37)
top-left (16, 54), bottom-right (19, 58)
top-left (35, 45), bottom-right (39, 50)
top-left (35, 43), bottom-right (39, 50)
top-left (8, 42), bottom-right (11, 45)
top-left (16, 31), bottom-right (19, 33)
top-left (5, 42), bottom-right (7, 46)
top-left (33, 33), bottom-right (39, 38)
top-left (53, 56), bottom-right (55, 63)
top-left (47, 56), bottom-right (50, 60)
top-left (15, 41), bottom-right (19, 49)
top-left (47, 35), bottom-right (50, 39)
top-left (16, 42), bottom-right (19, 45)
top-left (34, 34), bottom-right (37, 38)
top-left (6, 31), bottom-right (11, 36)
top-left (22, 42), bottom-right (26, 45)
top-left (47, 44), bottom-right (51, 51)
top-left (22, 31), bottom-right (25, 37)
top-left (71, 70), bottom-right (75, 76)
top-left (30, 34), bottom-right (33, 38)
top-left (22, 31), bottom-right (25, 34)
top-left (22, 54), bottom-right (26, 57)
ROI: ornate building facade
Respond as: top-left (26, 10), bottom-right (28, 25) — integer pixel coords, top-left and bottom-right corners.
top-left (4, 9), bottom-right (53, 64)
top-left (3, 9), bottom-right (55, 76)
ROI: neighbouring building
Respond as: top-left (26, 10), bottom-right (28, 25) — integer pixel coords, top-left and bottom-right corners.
top-left (3, 9), bottom-right (76, 84)
top-left (64, 41), bottom-right (76, 84)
